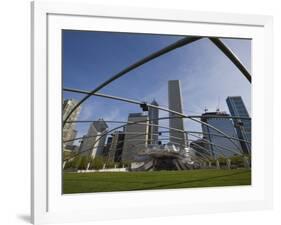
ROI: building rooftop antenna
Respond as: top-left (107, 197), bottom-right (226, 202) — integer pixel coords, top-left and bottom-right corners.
top-left (216, 97), bottom-right (221, 112)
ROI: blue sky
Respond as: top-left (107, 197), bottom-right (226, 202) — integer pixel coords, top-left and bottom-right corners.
top-left (63, 30), bottom-right (251, 142)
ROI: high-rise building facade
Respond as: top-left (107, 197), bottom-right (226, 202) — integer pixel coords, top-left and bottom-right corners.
top-left (65, 129), bottom-right (77, 147)
top-left (62, 99), bottom-right (81, 146)
top-left (201, 111), bottom-right (242, 158)
top-left (102, 136), bottom-right (113, 158)
top-left (108, 131), bottom-right (125, 162)
top-left (79, 119), bottom-right (108, 158)
top-left (122, 113), bottom-right (149, 162)
top-left (148, 99), bottom-right (159, 145)
top-left (168, 80), bottom-right (187, 149)
top-left (190, 138), bottom-right (210, 158)
top-left (226, 96), bottom-right (251, 155)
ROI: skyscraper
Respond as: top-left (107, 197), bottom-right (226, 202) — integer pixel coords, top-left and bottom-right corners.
top-left (148, 99), bottom-right (159, 145)
top-left (201, 111), bottom-right (242, 158)
top-left (103, 136), bottom-right (113, 158)
top-left (62, 99), bottom-right (81, 146)
top-left (168, 80), bottom-right (187, 149)
top-left (122, 113), bottom-right (149, 162)
top-left (79, 119), bottom-right (108, 158)
top-left (108, 131), bottom-right (125, 162)
top-left (190, 139), bottom-right (210, 158)
top-left (226, 96), bottom-right (251, 154)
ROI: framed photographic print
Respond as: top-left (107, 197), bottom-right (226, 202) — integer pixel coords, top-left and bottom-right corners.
top-left (31, 1), bottom-right (273, 224)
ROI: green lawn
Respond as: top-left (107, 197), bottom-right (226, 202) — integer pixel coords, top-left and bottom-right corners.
top-left (63, 169), bottom-right (251, 194)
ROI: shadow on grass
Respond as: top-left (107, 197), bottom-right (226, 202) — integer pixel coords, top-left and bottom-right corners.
top-left (130, 170), bottom-right (251, 191)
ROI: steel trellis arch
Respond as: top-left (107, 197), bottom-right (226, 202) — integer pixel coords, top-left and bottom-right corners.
top-left (63, 36), bottom-right (201, 126)
top-left (63, 36), bottom-right (251, 126)
top-left (64, 122), bottom-right (250, 146)
top-left (62, 35), bottom-right (252, 164)
top-left (188, 141), bottom-right (225, 160)
top-left (64, 116), bottom-right (243, 162)
top-left (64, 87), bottom-right (248, 151)
top-left (64, 87), bottom-right (251, 121)
top-left (186, 131), bottom-right (251, 145)
top-left (64, 117), bottom-right (251, 145)
top-left (209, 37), bottom-right (251, 82)
top-left (64, 116), bottom-right (179, 161)
top-left (188, 133), bottom-right (242, 156)
top-left (63, 87), bottom-right (186, 118)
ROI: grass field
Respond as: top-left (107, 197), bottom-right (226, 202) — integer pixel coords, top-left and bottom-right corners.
top-left (63, 169), bottom-right (251, 194)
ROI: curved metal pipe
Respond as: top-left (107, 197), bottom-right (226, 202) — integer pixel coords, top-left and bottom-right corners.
top-left (209, 37), bottom-right (251, 82)
top-left (188, 133), bottom-right (242, 156)
top-left (63, 88), bottom-right (186, 118)
top-left (186, 115), bottom-right (251, 120)
top-left (188, 141), bottom-right (215, 160)
top-left (188, 139), bottom-right (228, 159)
top-left (64, 116), bottom-right (244, 161)
top-left (65, 127), bottom-right (250, 146)
top-left (188, 117), bottom-right (242, 152)
top-left (63, 88), bottom-right (246, 151)
top-left (187, 131), bottom-right (251, 144)
top-left (108, 139), bottom-right (209, 162)
top-left (64, 88), bottom-right (251, 121)
top-left (64, 116), bottom-right (183, 161)
top-left (63, 117), bottom-right (185, 143)
top-left (188, 138), bottom-right (230, 161)
top-left (63, 36), bottom-right (201, 126)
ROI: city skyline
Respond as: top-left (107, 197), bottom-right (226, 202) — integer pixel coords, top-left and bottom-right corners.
top-left (63, 90), bottom-right (251, 161)
top-left (62, 31), bottom-right (252, 193)
top-left (63, 30), bottom-right (251, 143)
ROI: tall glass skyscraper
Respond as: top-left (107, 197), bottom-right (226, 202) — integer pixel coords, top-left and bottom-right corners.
top-left (168, 80), bottom-right (187, 149)
top-left (201, 111), bottom-right (242, 159)
top-left (226, 96), bottom-right (251, 155)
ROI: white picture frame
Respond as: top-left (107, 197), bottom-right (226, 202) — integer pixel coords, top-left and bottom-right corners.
top-left (31, 1), bottom-right (273, 224)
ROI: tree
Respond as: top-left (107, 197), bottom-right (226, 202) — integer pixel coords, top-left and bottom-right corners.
top-left (77, 155), bottom-right (89, 170)
top-left (229, 155), bottom-right (244, 167)
top-left (217, 157), bottom-right (227, 166)
top-left (89, 156), bottom-right (104, 170)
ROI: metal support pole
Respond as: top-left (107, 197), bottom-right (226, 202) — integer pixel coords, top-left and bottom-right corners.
top-left (209, 37), bottom-right (251, 82)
